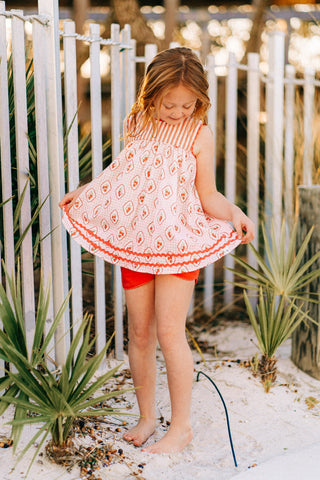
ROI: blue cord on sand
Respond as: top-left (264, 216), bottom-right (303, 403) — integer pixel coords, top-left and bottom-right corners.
top-left (196, 370), bottom-right (238, 468)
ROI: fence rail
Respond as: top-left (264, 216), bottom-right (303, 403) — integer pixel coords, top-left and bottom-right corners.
top-left (0, 0), bottom-right (319, 366)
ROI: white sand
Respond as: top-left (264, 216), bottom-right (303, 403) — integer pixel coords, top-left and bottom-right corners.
top-left (1, 322), bottom-right (320, 480)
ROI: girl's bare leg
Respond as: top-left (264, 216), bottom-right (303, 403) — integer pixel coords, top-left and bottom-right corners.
top-left (123, 280), bottom-right (157, 446)
top-left (143, 275), bottom-right (195, 454)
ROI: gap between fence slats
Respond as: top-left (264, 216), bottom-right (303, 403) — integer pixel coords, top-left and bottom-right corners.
top-left (303, 67), bottom-right (315, 186)
top-left (284, 64), bottom-right (295, 236)
top-left (272, 32), bottom-right (285, 239)
top-left (247, 53), bottom-right (260, 261)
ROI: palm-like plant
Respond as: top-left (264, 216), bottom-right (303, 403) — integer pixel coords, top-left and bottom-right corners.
top-left (243, 287), bottom-right (310, 391)
top-left (230, 221), bottom-right (320, 305)
top-left (0, 261), bottom-right (70, 446)
top-left (0, 263), bottom-right (130, 471)
top-left (2, 320), bottom-right (127, 471)
top-left (228, 221), bottom-right (320, 391)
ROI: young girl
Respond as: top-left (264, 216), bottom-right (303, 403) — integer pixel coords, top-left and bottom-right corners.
top-left (59, 47), bottom-right (254, 455)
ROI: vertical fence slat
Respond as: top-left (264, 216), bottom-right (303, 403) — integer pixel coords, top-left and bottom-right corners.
top-left (120, 28), bottom-right (126, 135)
top-left (207, 55), bottom-right (218, 189)
top-left (204, 53), bottom-right (218, 314)
top-left (11, 10), bottom-right (35, 356)
top-left (169, 41), bottom-right (180, 49)
top-left (247, 53), bottom-right (260, 310)
top-left (247, 53), bottom-right (260, 257)
top-left (224, 52), bottom-right (238, 305)
top-left (265, 32), bottom-right (285, 238)
top-left (0, 2), bottom-right (15, 284)
top-left (0, 1), bottom-right (14, 377)
top-left (144, 43), bottom-right (158, 70)
top-left (129, 38), bottom-right (136, 112)
top-left (121, 24), bottom-right (132, 123)
top-left (38, 0), bottom-right (69, 364)
top-left (111, 23), bottom-right (124, 360)
top-left (32, 17), bottom-right (55, 356)
top-left (89, 22), bottom-right (106, 367)
top-left (303, 66), bottom-right (315, 186)
top-left (63, 20), bottom-right (83, 347)
top-left (111, 24), bottom-right (122, 157)
top-left (284, 64), bottom-right (295, 233)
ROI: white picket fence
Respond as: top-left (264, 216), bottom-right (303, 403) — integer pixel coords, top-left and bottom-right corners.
top-left (0, 0), bottom-right (319, 366)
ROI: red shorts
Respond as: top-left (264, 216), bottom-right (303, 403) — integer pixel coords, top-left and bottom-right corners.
top-left (121, 267), bottom-right (200, 290)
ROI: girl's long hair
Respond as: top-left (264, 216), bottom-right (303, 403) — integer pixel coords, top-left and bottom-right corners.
top-left (128, 47), bottom-right (211, 136)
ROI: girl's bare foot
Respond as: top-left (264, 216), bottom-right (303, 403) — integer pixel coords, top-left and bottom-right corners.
top-left (123, 418), bottom-right (156, 447)
top-left (142, 425), bottom-right (193, 454)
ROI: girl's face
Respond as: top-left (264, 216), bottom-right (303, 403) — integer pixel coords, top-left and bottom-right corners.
top-left (156, 84), bottom-right (197, 125)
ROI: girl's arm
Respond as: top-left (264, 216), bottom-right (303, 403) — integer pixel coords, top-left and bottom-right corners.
top-left (194, 126), bottom-right (255, 244)
top-left (59, 184), bottom-right (86, 210)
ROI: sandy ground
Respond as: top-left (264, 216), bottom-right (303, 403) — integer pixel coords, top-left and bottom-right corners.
top-left (1, 322), bottom-right (320, 480)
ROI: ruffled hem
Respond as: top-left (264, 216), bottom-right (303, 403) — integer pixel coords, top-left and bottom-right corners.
top-left (62, 206), bottom-right (241, 274)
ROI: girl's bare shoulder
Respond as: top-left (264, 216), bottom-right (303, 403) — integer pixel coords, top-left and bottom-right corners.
top-left (193, 124), bottom-right (214, 157)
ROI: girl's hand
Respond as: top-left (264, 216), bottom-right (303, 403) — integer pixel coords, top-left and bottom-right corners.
top-left (231, 206), bottom-right (255, 244)
top-left (59, 185), bottom-right (86, 211)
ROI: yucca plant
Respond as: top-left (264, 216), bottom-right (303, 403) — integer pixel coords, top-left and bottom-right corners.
top-left (0, 263), bottom-right (130, 472)
top-left (228, 220), bottom-right (320, 390)
top-left (0, 261), bottom-right (70, 446)
top-left (2, 320), bottom-right (128, 472)
top-left (230, 221), bottom-right (320, 306)
top-left (243, 287), bottom-right (310, 392)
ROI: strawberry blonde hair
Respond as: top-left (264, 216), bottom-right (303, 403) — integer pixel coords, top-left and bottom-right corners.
top-left (128, 47), bottom-right (211, 136)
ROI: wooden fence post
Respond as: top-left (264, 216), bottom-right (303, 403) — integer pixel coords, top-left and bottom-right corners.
top-left (291, 185), bottom-right (320, 379)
